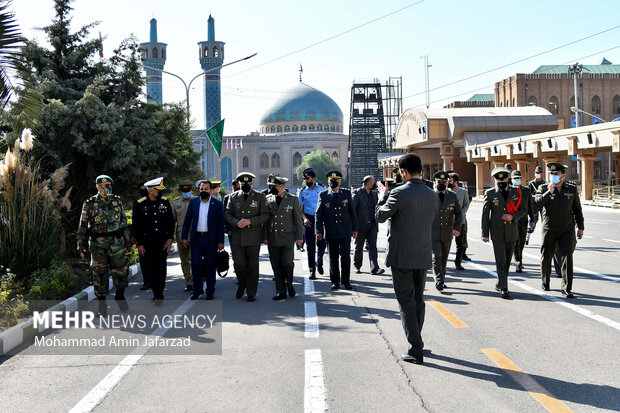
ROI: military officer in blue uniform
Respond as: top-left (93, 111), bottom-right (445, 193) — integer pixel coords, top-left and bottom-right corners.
top-left (299, 168), bottom-right (327, 280)
top-left (315, 170), bottom-right (358, 290)
top-left (132, 177), bottom-right (175, 303)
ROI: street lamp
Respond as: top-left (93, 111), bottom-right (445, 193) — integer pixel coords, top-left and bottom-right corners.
top-left (568, 63), bottom-right (583, 127)
top-left (570, 106), bottom-right (606, 124)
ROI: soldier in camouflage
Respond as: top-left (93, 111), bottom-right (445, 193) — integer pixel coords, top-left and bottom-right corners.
top-left (77, 175), bottom-right (131, 316)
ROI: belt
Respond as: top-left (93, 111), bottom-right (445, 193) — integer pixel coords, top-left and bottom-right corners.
top-left (196, 231), bottom-right (209, 236)
top-left (91, 229), bottom-right (123, 239)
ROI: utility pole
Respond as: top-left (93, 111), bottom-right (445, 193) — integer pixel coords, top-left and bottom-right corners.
top-left (568, 62), bottom-right (583, 127)
top-left (421, 55), bottom-right (431, 109)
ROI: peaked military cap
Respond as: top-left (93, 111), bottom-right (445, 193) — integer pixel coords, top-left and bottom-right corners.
top-left (302, 168), bottom-right (316, 178)
top-left (236, 172), bottom-right (255, 183)
top-left (96, 175), bottom-right (113, 184)
top-left (268, 174), bottom-right (289, 185)
top-left (178, 180), bottom-right (193, 189)
top-left (433, 171), bottom-right (448, 181)
top-left (211, 180), bottom-right (222, 186)
top-left (326, 170), bottom-right (342, 179)
top-left (491, 167), bottom-right (510, 181)
top-left (534, 165), bottom-right (544, 173)
top-left (511, 170), bottom-right (522, 178)
top-left (547, 162), bottom-right (566, 173)
top-left (144, 177), bottom-right (165, 190)
top-left (504, 163), bottom-right (513, 171)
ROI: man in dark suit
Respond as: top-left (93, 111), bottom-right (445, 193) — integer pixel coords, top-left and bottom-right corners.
top-left (376, 154), bottom-right (439, 365)
top-left (225, 172), bottom-right (270, 301)
top-left (353, 176), bottom-right (384, 275)
top-left (181, 180), bottom-right (225, 300)
top-left (431, 171), bottom-right (462, 291)
top-left (481, 167), bottom-right (527, 298)
top-left (315, 170), bottom-right (358, 290)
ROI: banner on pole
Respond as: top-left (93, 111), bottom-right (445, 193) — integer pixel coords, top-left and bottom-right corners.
top-left (206, 119), bottom-right (225, 158)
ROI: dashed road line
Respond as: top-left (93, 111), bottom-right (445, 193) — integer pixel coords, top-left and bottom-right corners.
top-left (304, 276), bottom-right (315, 295)
top-left (304, 349), bottom-right (328, 413)
top-left (427, 300), bottom-right (469, 328)
top-left (482, 348), bottom-right (573, 413)
top-left (603, 238), bottom-right (620, 244)
top-left (304, 301), bottom-right (320, 338)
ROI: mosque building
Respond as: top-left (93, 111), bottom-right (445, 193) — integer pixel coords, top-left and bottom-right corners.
top-left (141, 16), bottom-right (348, 190)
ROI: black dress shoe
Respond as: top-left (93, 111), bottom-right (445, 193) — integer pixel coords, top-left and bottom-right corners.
top-left (355, 268), bottom-right (362, 274)
top-left (495, 284), bottom-right (501, 292)
top-left (515, 264), bottom-right (523, 273)
top-left (288, 287), bottom-right (296, 297)
top-left (317, 264), bottom-right (324, 275)
top-left (236, 288), bottom-right (244, 299)
top-left (463, 255), bottom-right (471, 261)
top-left (400, 353), bottom-right (423, 364)
top-left (247, 295), bottom-right (256, 302)
top-left (191, 292), bottom-right (202, 300)
top-left (331, 284), bottom-right (339, 290)
top-left (205, 294), bottom-right (214, 300)
top-left (435, 282), bottom-right (445, 291)
top-left (500, 289), bottom-right (510, 299)
top-left (371, 268), bottom-right (385, 275)
top-left (154, 297), bottom-right (164, 306)
top-left (343, 283), bottom-right (353, 290)
top-left (272, 294), bottom-right (286, 300)
top-left (309, 274), bottom-right (317, 280)
top-left (541, 283), bottom-right (550, 291)
top-left (561, 290), bottom-right (574, 298)
top-left (455, 265), bottom-right (465, 271)
top-left (116, 299), bottom-right (129, 312)
top-left (184, 285), bottom-right (193, 292)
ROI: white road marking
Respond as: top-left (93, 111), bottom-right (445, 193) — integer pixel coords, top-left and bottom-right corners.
top-left (584, 235), bottom-right (594, 239)
top-left (522, 252), bottom-right (620, 283)
top-left (304, 349), bottom-right (328, 413)
top-left (603, 238), bottom-right (620, 244)
top-left (465, 261), bottom-right (620, 332)
top-left (304, 277), bottom-right (315, 295)
top-left (69, 299), bottom-right (196, 413)
top-left (304, 301), bottom-right (319, 338)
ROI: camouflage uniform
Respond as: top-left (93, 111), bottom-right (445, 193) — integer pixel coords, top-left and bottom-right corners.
top-left (77, 193), bottom-right (130, 297)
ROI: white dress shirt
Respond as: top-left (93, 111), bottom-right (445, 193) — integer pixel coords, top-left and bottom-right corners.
top-left (196, 199), bottom-right (210, 232)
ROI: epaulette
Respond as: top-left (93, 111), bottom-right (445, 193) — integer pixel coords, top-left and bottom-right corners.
top-left (137, 197), bottom-right (147, 203)
top-left (565, 180), bottom-right (577, 187)
top-left (161, 196), bottom-right (168, 201)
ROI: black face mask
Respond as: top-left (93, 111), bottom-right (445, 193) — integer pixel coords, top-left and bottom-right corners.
top-left (497, 182), bottom-right (508, 190)
top-left (436, 183), bottom-right (447, 192)
top-left (241, 184), bottom-right (251, 193)
top-left (395, 175), bottom-right (403, 184)
top-left (200, 191), bottom-right (210, 200)
top-left (371, 183), bottom-right (377, 191)
top-left (329, 179), bottom-right (339, 189)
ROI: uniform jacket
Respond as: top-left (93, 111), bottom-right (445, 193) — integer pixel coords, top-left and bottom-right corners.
top-left (263, 192), bottom-right (305, 247)
top-left (376, 178), bottom-right (440, 270)
top-left (299, 183), bottom-right (326, 216)
top-left (315, 188), bottom-right (358, 240)
top-left (132, 196), bottom-right (175, 247)
top-left (432, 190), bottom-right (463, 242)
top-left (352, 187), bottom-right (379, 231)
top-left (225, 189), bottom-right (270, 246)
top-left (181, 196), bottom-right (225, 247)
top-left (534, 182), bottom-right (584, 233)
top-left (171, 196), bottom-right (194, 240)
top-left (77, 194), bottom-right (130, 249)
top-left (481, 186), bottom-right (527, 242)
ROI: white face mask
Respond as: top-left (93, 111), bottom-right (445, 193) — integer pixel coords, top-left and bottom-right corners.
top-left (512, 179), bottom-right (522, 186)
top-left (535, 173), bottom-right (541, 179)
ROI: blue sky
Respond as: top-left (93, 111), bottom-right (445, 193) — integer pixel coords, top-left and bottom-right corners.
top-left (13, 0), bottom-right (620, 135)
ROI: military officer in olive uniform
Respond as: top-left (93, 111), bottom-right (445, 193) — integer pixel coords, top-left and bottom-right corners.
top-left (77, 175), bottom-right (131, 315)
top-left (225, 172), bottom-right (270, 301)
top-left (172, 180), bottom-right (194, 292)
top-left (431, 171), bottom-right (462, 291)
top-left (481, 167), bottom-right (527, 298)
top-left (263, 175), bottom-right (305, 300)
top-left (132, 177), bottom-right (175, 303)
top-left (315, 170), bottom-right (358, 290)
top-left (534, 163), bottom-right (584, 298)
top-left (511, 170), bottom-right (537, 273)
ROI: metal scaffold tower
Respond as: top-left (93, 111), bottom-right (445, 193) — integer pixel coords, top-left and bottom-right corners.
top-left (347, 77), bottom-right (403, 186)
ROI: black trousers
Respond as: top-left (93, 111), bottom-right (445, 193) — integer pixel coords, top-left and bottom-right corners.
top-left (454, 222), bottom-right (468, 265)
top-left (268, 245), bottom-right (295, 295)
top-left (304, 215), bottom-right (326, 272)
top-left (541, 230), bottom-right (575, 291)
top-left (139, 255), bottom-right (150, 285)
top-left (391, 267), bottom-right (427, 357)
top-left (354, 224), bottom-right (379, 271)
top-left (432, 239), bottom-right (452, 283)
top-left (492, 239), bottom-right (515, 290)
top-left (514, 218), bottom-right (528, 266)
top-left (232, 245), bottom-right (261, 297)
top-left (327, 238), bottom-right (351, 285)
top-left (143, 244), bottom-right (168, 299)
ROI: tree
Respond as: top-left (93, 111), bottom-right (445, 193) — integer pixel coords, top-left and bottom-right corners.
top-left (0, 0), bottom-right (21, 107)
top-left (5, 0), bottom-right (200, 244)
top-left (296, 150), bottom-right (341, 187)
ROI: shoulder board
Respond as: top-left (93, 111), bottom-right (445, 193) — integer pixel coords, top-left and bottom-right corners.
top-left (565, 181), bottom-right (577, 186)
top-left (319, 189), bottom-right (328, 195)
top-left (137, 197), bottom-right (147, 203)
top-left (341, 188), bottom-right (350, 193)
top-left (88, 195), bottom-right (98, 201)
top-left (161, 196), bottom-right (168, 201)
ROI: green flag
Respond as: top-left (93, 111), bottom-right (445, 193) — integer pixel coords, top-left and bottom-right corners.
top-left (206, 119), bottom-right (225, 157)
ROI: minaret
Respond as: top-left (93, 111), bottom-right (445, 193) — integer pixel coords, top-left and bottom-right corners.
top-left (197, 15), bottom-right (225, 177)
top-left (140, 18), bottom-right (167, 104)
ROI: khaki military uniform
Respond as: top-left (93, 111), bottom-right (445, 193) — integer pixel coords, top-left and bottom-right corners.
top-left (264, 192), bottom-right (304, 296)
top-left (432, 190), bottom-right (462, 284)
top-left (172, 196), bottom-right (193, 287)
top-left (225, 189), bottom-right (270, 297)
top-left (77, 194), bottom-right (130, 297)
top-left (481, 186), bottom-right (527, 290)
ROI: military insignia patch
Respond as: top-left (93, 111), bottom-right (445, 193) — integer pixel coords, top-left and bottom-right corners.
top-left (284, 205), bottom-right (293, 212)
top-left (342, 199), bottom-right (348, 205)
top-left (250, 201), bottom-right (258, 208)
top-left (94, 216), bottom-right (102, 223)
top-left (325, 203), bottom-right (330, 208)
top-left (112, 201), bottom-right (118, 206)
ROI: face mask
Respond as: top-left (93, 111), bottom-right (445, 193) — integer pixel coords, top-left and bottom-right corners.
top-left (241, 184), bottom-right (251, 193)
top-left (497, 182), bottom-right (508, 190)
top-left (512, 179), bottom-right (521, 186)
top-left (269, 187), bottom-right (278, 196)
top-left (535, 173), bottom-right (541, 179)
top-left (550, 175), bottom-right (561, 184)
top-left (101, 187), bottom-right (112, 196)
top-left (395, 175), bottom-right (403, 183)
top-left (436, 183), bottom-right (446, 192)
top-left (182, 191), bottom-right (192, 199)
top-left (199, 191), bottom-right (210, 200)
top-left (329, 179), bottom-right (339, 189)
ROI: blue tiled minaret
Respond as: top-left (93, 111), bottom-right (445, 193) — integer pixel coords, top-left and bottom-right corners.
top-left (197, 15), bottom-right (225, 176)
top-left (140, 18), bottom-right (167, 104)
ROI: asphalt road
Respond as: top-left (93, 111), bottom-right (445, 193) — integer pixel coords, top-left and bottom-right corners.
top-left (0, 202), bottom-right (618, 412)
